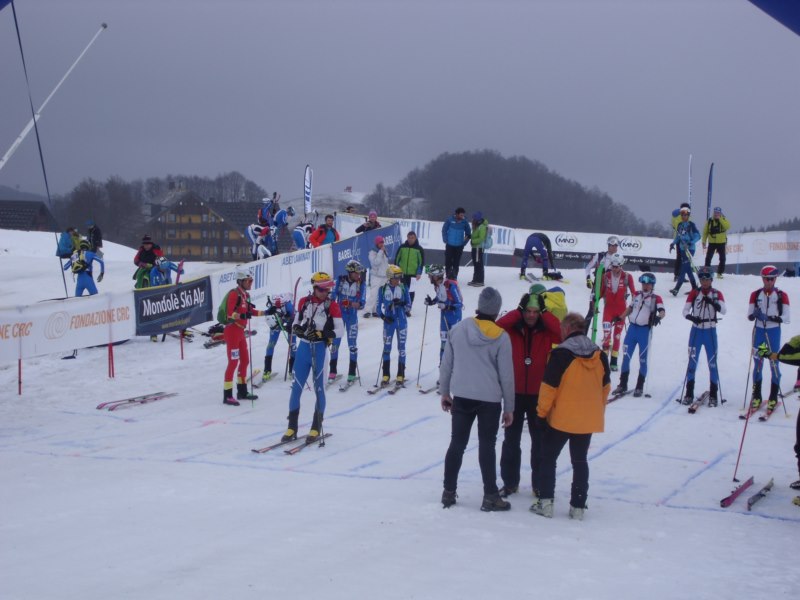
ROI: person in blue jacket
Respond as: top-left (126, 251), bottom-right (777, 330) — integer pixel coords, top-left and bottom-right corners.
top-left (669, 207), bottom-right (701, 296)
top-left (63, 239), bottom-right (104, 296)
top-left (262, 293), bottom-right (295, 381)
top-left (423, 264), bottom-right (463, 362)
top-left (377, 265), bottom-right (412, 385)
top-left (149, 257), bottom-right (184, 286)
top-left (272, 205), bottom-right (295, 252)
top-left (441, 207), bottom-right (471, 280)
top-left (331, 260), bottom-right (367, 383)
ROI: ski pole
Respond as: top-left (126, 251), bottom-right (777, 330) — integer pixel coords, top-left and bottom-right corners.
top-left (247, 315), bottom-right (255, 406)
top-left (762, 332), bottom-right (789, 417)
top-left (416, 303), bottom-right (429, 388)
top-left (677, 325), bottom-right (698, 403)
top-left (741, 324), bottom-right (757, 411)
top-left (311, 338), bottom-right (325, 446)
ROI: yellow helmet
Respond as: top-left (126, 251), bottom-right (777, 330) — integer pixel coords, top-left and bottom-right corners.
top-left (386, 265), bottom-right (403, 279)
top-left (311, 271), bottom-right (334, 290)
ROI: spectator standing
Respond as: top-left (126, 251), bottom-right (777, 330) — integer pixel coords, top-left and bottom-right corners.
top-left (440, 287), bottom-right (516, 512)
top-left (394, 231), bottom-right (425, 308)
top-left (702, 206), bottom-right (730, 279)
top-left (86, 220), bottom-right (103, 256)
top-left (669, 207), bottom-right (701, 296)
top-left (441, 207), bottom-right (471, 280)
top-left (308, 214), bottom-right (340, 248)
top-left (496, 289), bottom-right (562, 499)
top-left (133, 235), bottom-right (164, 289)
top-left (364, 236), bottom-right (390, 318)
top-left (532, 312), bottom-right (611, 520)
top-left (355, 211), bottom-right (382, 233)
top-left (468, 211), bottom-right (489, 287)
top-left (671, 202), bottom-right (692, 281)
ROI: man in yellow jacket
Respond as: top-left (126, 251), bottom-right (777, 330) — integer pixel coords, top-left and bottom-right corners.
top-left (702, 206), bottom-right (730, 279)
top-left (531, 312), bottom-right (610, 520)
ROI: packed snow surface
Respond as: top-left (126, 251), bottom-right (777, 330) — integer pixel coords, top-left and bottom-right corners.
top-left (1, 229), bottom-right (799, 599)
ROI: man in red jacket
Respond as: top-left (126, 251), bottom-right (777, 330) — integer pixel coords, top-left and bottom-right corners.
top-left (496, 289), bottom-right (562, 498)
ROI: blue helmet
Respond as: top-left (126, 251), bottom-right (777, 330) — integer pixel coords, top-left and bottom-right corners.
top-left (639, 272), bottom-right (656, 285)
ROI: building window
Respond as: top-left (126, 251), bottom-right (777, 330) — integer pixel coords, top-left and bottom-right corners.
top-left (167, 213), bottom-right (176, 223)
top-left (202, 214), bottom-right (208, 223)
top-left (222, 246), bottom-right (229, 255)
top-left (201, 230), bottom-right (208, 239)
top-left (165, 245), bottom-right (173, 255)
top-left (202, 246), bottom-right (209, 256)
top-left (167, 228), bottom-right (176, 238)
top-left (223, 230), bottom-right (229, 240)
top-left (231, 246), bottom-right (238, 256)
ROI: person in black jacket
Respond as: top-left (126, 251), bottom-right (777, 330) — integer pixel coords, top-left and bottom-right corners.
top-left (86, 220), bottom-right (104, 256)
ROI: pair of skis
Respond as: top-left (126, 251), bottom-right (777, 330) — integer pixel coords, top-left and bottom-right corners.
top-left (720, 477), bottom-right (773, 510)
top-left (739, 401), bottom-right (781, 422)
top-left (367, 380), bottom-right (405, 395)
top-left (251, 433), bottom-right (332, 455)
top-left (203, 330), bottom-right (258, 349)
top-left (96, 391), bottom-right (177, 411)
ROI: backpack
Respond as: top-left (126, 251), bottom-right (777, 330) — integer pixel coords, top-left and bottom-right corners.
top-left (56, 232), bottom-right (74, 258)
top-left (217, 289), bottom-right (241, 325)
top-left (542, 287), bottom-right (568, 321)
top-left (71, 251), bottom-right (89, 274)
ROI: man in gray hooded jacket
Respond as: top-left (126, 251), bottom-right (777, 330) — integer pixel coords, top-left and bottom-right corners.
top-left (440, 287), bottom-right (516, 511)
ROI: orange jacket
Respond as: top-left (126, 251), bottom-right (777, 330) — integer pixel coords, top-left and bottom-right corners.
top-left (537, 332), bottom-right (610, 433)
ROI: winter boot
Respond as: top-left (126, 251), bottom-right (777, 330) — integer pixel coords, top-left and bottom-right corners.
top-left (609, 355), bottom-right (618, 372)
top-left (396, 362), bottom-right (406, 385)
top-left (307, 411), bottom-right (323, 443)
top-left (282, 410), bottom-right (299, 442)
top-left (708, 382), bottom-right (719, 407)
top-left (499, 485), bottom-right (518, 498)
top-left (633, 374), bottom-right (646, 397)
top-left (481, 492), bottom-right (511, 512)
top-left (568, 505), bottom-right (586, 521)
top-left (237, 383), bottom-right (257, 400)
top-left (441, 489), bottom-right (457, 508)
top-left (751, 381), bottom-right (763, 409)
top-left (530, 498), bottom-right (554, 518)
top-left (682, 380), bottom-right (695, 405)
top-left (613, 371), bottom-right (629, 395)
top-left (223, 388), bottom-right (239, 407)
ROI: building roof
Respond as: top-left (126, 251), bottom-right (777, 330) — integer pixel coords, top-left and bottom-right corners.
top-left (209, 201), bottom-right (262, 234)
top-left (0, 199), bottom-right (58, 231)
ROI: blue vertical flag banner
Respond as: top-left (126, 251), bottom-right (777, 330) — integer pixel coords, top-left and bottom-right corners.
top-left (304, 165), bottom-right (313, 216)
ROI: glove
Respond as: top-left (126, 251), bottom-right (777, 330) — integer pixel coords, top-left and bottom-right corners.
top-left (265, 305), bottom-right (278, 316)
top-left (392, 298), bottom-right (404, 306)
top-left (648, 314), bottom-right (661, 327)
top-left (323, 329), bottom-right (336, 340)
top-left (424, 295), bottom-right (436, 307)
top-left (756, 342), bottom-right (770, 358)
top-left (382, 315), bottom-right (394, 324)
top-left (611, 316), bottom-right (622, 324)
top-left (292, 324), bottom-right (306, 339)
top-left (751, 308), bottom-right (766, 322)
top-left (518, 293), bottom-right (531, 312)
top-left (405, 309), bottom-right (411, 317)
top-left (685, 315), bottom-right (702, 325)
top-left (537, 294), bottom-right (546, 312)
top-left (669, 243), bottom-right (675, 252)
top-left (586, 277), bottom-right (593, 290)
top-left (97, 272), bottom-right (104, 283)
top-left (768, 316), bottom-right (783, 323)
top-left (701, 296), bottom-right (721, 312)
top-left (308, 329), bottom-right (324, 341)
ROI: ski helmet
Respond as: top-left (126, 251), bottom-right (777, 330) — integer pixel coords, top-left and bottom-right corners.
top-left (78, 239), bottom-right (91, 250)
top-left (610, 253), bottom-right (625, 267)
top-left (426, 264), bottom-right (445, 278)
top-left (311, 271), bottom-right (334, 290)
top-left (639, 272), bottom-right (656, 285)
top-left (713, 206), bottom-right (722, 214)
top-left (346, 260), bottom-right (365, 273)
top-left (679, 207), bottom-right (691, 215)
top-left (697, 266), bottom-right (713, 280)
top-left (272, 296), bottom-right (283, 308)
top-left (235, 267), bottom-right (253, 281)
top-left (386, 265), bottom-right (403, 279)
top-left (286, 206), bottom-right (296, 217)
top-left (760, 265), bottom-right (780, 279)
top-left (607, 236), bottom-right (619, 246)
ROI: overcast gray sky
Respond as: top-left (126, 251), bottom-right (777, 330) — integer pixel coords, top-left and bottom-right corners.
top-left (1, 0), bottom-right (798, 227)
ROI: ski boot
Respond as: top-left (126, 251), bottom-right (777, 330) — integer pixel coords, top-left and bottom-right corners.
top-left (306, 411), bottom-right (323, 443)
top-left (633, 374), bottom-right (646, 398)
top-left (223, 388), bottom-right (239, 407)
top-left (237, 383), bottom-right (257, 401)
top-left (263, 355), bottom-right (273, 376)
top-left (395, 363), bottom-right (406, 386)
top-left (348, 359), bottom-right (358, 382)
top-left (708, 382), bottom-right (719, 407)
top-left (682, 380), bottom-right (695, 405)
top-left (262, 371), bottom-right (273, 383)
top-left (568, 505), bottom-right (586, 521)
top-left (519, 273), bottom-right (527, 281)
top-left (529, 498), bottom-right (554, 518)
top-left (669, 288), bottom-right (679, 297)
top-left (609, 355), bottom-right (618, 372)
top-left (480, 493), bottom-right (511, 512)
top-left (441, 489), bottom-right (457, 508)
top-left (750, 381), bottom-right (763, 410)
top-left (381, 375), bottom-right (391, 386)
top-left (381, 359), bottom-right (391, 386)
top-left (287, 356), bottom-right (295, 376)
top-left (790, 480), bottom-right (800, 491)
top-left (717, 272), bottom-right (724, 280)
top-left (328, 358), bottom-right (338, 383)
top-left (794, 378), bottom-right (800, 392)
top-left (613, 372), bottom-right (629, 396)
top-left (281, 410), bottom-right (299, 442)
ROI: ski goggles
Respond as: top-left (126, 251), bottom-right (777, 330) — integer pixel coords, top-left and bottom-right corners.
top-left (639, 273), bottom-right (656, 285)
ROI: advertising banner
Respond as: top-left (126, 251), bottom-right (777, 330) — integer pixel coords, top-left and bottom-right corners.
top-left (134, 278), bottom-right (213, 336)
top-left (0, 291), bottom-right (135, 362)
top-left (331, 223), bottom-right (401, 279)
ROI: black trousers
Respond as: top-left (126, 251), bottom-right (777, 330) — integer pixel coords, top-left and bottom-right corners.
top-left (500, 394), bottom-right (540, 492)
top-left (443, 397), bottom-right (502, 495)
top-left (401, 274), bottom-right (416, 306)
top-left (539, 426), bottom-right (592, 508)
top-left (445, 244), bottom-right (465, 280)
top-left (704, 243), bottom-right (726, 274)
top-left (470, 247), bottom-right (485, 284)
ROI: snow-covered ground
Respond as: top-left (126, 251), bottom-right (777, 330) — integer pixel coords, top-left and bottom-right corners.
top-left (1, 230), bottom-right (799, 600)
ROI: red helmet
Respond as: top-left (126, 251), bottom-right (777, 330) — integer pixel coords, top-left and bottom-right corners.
top-left (760, 265), bottom-right (780, 279)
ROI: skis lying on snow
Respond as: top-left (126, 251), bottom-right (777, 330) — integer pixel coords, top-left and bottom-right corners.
top-left (387, 381), bottom-right (406, 395)
top-left (747, 478), bottom-right (774, 511)
top-left (418, 384), bottom-right (438, 395)
top-left (326, 374), bottom-right (343, 388)
top-left (203, 330), bottom-right (258, 349)
top-left (758, 402), bottom-right (781, 422)
top-left (367, 380), bottom-right (394, 395)
top-left (167, 331), bottom-right (193, 342)
top-left (688, 391), bottom-right (710, 414)
top-left (720, 476), bottom-right (754, 508)
top-left (251, 433), bottom-right (333, 455)
top-left (96, 391), bottom-right (178, 411)
top-left (339, 379), bottom-right (359, 392)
